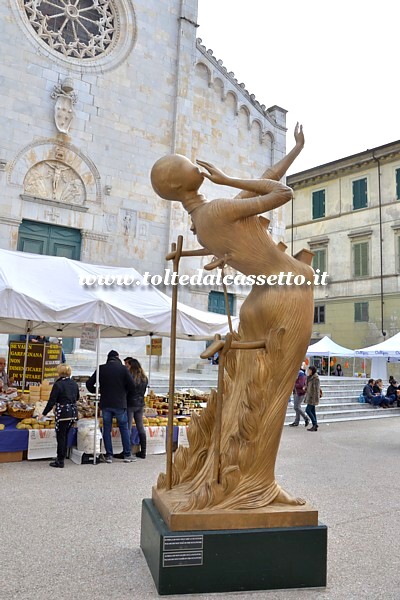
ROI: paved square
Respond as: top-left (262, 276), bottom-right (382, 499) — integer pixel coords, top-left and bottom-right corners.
top-left (1, 419), bottom-right (399, 599)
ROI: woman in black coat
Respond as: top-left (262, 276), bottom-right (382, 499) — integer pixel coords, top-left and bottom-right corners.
top-left (125, 358), bottom-right (148, 459)
top-left (39, 364), bottom-right (79, 468)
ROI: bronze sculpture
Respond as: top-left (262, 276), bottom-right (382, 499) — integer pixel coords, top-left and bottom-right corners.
top-left (150, 125), bottom-right (316, 530)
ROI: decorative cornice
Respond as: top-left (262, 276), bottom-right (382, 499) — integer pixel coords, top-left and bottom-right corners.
top-left (288, 140), bottom-right (400, 189)
top-left (0, 216), bottom-right (22, 227)
top-left (348, 229), bottom-right (373, 239)
top-left (196, 39), bottom-right (286, 129)
top-left (308, 236), bottom-right (330, 248)
top-left (21, 194), bottom-right (88, 212)
top-left (81, 231), bottom-right (109, 242)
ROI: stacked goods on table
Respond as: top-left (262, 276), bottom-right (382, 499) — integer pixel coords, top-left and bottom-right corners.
top-left (2, 383), bottom-right (54, 428)
top-left (6, 398), bottom-right (35, 419)
top-left (142, 412), bottom-right (180, 427)
top-left (145, 389), bottom-right (209, 426)
top-left (16, 417), bottom-right (55, 430)
top-left (39, 381), bottom-right (52, 402)
top-left (28, 382), bottom-right (53, 417)
top-left (76, 396), bottom-right (97, 419)
top-left (28, 384), bottom-right (41, 403)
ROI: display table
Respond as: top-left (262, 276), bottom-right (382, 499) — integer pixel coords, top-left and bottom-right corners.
top-left (0, 415), bottom-right (77, 455)
top-left (0, 415), bottom-right (28, 452)
top-left (0, 417), bottom-right (182, 461)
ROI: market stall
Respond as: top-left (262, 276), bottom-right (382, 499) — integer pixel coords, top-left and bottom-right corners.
top-left (306, 336), bottom-right (355, 376)
top-left (0, 248), bottom-right (227, 462)
top-left (355, 332), bottom-right (400, 379)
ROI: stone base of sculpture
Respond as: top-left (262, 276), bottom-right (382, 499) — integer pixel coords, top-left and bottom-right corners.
top-left (141, 499), bottom-right (327, 596)
top-left (152, 486), bottom-right (318, 531)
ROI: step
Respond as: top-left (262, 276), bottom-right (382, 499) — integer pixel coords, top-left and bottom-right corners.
top-left (287, 402), bottom-right (367, 412)
top-left (284, 413), bottom-right (400, 425)
top-left (285, 406), bottom-right (400, 423)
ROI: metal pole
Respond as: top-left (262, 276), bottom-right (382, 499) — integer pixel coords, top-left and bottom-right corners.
top-left (93, 324), bottom-right (101, 465)
top-left (148, 334), bottom-right (153, 389)
top-left (166, 236), bottom-right (183, 490)
top-left (213, 352), bottom-right (225, 483)
top-left (21, 321), bottom-right (32, 392)
top-left (221, 267), bottom-right (233, 335)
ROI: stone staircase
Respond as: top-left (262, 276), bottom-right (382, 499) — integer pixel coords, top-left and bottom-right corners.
top-left (149, 375), bottom-right (400, 424)
top-left (285, 378), bottom-right (400, 425)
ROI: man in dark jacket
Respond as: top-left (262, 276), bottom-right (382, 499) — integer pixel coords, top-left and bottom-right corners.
top-left (86, 350), bottom-right (135, 463)
top-left (362, 379), bottom-right (389, 407)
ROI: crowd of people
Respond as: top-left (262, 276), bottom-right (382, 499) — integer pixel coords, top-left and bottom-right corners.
top-left (37, 350), bottom-right (148, 468)
top-left (4, 343), bottom-right (400, 458)
top-left (289, 363), bottom-right (400, 432)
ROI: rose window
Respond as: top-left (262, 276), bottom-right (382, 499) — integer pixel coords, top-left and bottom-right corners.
top-left (23, 0), bottom-right (117, 59)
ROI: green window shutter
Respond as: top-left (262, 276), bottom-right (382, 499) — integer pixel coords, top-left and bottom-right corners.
top-left (354, 242), bottom-right (369, 277)
top-left (396, 169), bottom-right (400, 200)
top-left (398, 236), bottom-right (400, 272)
top-left (312, 190), bottom-right (325, 219)
top-left (353, 178), bottom-right (368, 210)
top-left (355, 302), bottom-right (369, 322)
top-left (360, 242), bottom-right (369, 276)
top-left (208, 291), bottom-right (234, 315)
top-left (312, 249), bottom-right (326, 273)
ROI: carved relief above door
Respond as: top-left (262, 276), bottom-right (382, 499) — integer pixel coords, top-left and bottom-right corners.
top-left (8, 140), bottom-right (102, 205)
top-left (24, 160), bottom-right (86, 204)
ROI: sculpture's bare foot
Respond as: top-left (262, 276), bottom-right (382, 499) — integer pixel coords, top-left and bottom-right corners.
top-left (274, 488), bottom-right (306, 506)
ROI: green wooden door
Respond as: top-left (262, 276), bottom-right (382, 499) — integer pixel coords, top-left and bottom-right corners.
top-left (18, 221), bottom-right (81, 259)
top-left (17, 221), bottom-right (82, 353)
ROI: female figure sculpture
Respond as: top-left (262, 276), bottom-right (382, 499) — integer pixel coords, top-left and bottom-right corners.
top-left (151, 125), bottom-right (314, 516)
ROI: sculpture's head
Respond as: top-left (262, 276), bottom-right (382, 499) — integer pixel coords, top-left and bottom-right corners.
top-left (150, 154), bottom-right (204, 201)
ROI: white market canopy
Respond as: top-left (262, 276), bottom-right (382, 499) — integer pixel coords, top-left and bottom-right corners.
top-left (354, 332), bottom-right (400, 358)
top-left (306, 336), bottom-right (355, 357)
top-left (0, 248), bottom-right (238, 340)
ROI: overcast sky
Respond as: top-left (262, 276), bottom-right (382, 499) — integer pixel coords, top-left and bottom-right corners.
top-left (197, 0), bottom-right (399, 174)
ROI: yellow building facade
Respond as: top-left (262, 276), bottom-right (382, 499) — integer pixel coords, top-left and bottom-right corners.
top-left (286, 141), bottom-right (400, 374)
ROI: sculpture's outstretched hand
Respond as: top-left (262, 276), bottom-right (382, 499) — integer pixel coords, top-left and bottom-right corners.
top-left (294, 122), bottom-right (305, 148)
top-left (196, 160), bottom-right (230, 186)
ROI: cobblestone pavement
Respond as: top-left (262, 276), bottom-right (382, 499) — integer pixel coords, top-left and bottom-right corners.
top-left (1, 418), bottom-right (399, 600)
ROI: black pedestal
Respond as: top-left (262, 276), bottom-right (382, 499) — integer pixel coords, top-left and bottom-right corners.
top-left (140, 499), bottom-right (327, 596)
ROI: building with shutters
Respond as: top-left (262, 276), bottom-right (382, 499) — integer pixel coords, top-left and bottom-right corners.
top-left (0, 0), bottom-right (290, 368)
top-left (285, 140), bottom-right (400, 364)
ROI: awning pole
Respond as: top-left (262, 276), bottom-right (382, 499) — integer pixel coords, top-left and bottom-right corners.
top-left (21, 321), bottom-right (32, 392)
top-left (93, 324), bottom-right (101, 465)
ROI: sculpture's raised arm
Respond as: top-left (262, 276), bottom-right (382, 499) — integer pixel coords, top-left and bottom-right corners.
top-left (196, 159), bottom-right (293, 219)
top-left (234, 123), bottom-right (304, 199)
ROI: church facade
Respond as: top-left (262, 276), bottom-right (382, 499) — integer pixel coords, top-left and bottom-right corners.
top-left (0, 0), bottom-right (289, 367)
